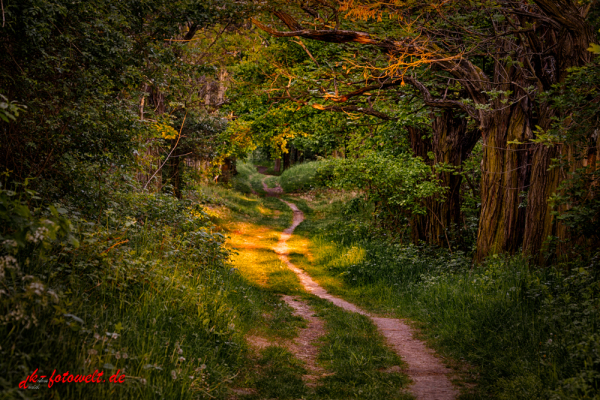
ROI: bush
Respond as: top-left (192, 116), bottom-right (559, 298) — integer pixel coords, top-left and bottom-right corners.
top-left (279, 160), bottom-right (330, 192)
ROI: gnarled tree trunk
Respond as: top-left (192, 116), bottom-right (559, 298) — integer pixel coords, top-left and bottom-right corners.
top-left (476, 101), bottom-right (533, 262)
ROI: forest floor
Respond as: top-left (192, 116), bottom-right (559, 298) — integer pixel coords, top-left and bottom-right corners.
top-left (215, 170), bottom-right (466, 399)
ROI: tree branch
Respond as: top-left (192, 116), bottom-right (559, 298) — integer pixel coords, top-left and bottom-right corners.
top-left (403, 76), bottom-right (478, 119)
top-left (311, 103), bottom-right (394, 120)
top-left (252, 15), bottom-right (405, 53)
top-left (324, 81), bottom-right (405, 102)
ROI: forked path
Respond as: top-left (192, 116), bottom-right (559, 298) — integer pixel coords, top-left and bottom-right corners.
top-left (273, 197), bottom-right (458, 400)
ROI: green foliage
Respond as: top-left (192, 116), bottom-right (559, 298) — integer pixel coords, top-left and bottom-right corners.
top-left (328, 153), bottom-right (445, 225)
top-left (0, 94), bottom-right (26, 123)
top-left (544, 57), bottom-right (600, 247)
top-left (0, 0), bottom-right (248, 200)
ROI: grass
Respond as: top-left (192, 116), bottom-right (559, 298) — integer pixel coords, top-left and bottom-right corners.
top-left (0, 188), bottom-right (286, 399)
top-left (233, 161), bottom-right (267, 195)
top-left (1, 183), bottom-right (313, 400)
top-left (286, 189), bottom-right (600, 399)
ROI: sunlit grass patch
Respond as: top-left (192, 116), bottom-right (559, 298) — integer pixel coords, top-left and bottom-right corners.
top-left (287, 234), bottom-right (350, 295)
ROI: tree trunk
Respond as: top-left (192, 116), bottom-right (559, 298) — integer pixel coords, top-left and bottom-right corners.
top-left (475, 102), bottom-right (533, 262)
top-left (521, 13), bottom-right (595, 263)
top-left (217, 157), bottom-right (237, 183)
top-left (283, 149), bottom-right (291, 171)
top-left (409, 126), bottom-right (433, 243)
top-left (410, 112), bottom-right (479, 246)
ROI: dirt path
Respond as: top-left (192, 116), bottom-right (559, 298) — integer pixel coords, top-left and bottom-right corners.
top-left (245, 295), bottom-right (327, 387)
top-left (261, 175), bottom-right (283, 197)
top-left (275, 199), bottom-right (459, 400)
top-left (280, 295), bottom-right (327, 386)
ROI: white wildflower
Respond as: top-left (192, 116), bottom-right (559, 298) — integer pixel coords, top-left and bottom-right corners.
top-left (115, 351), bottom-right (121, 360)
top-left (26, 227), bottom-right (49, 244)
top-left (196, 364), bottom-right (207, 372)
top-left (122, 353), bottom-right (128, 359)
top-left (189, 376), bottom-right (194, 380)
top-left (111, 332), bottom-right (119, 340)
top-left (28, 282), bottom-right (45, 296)
top-left (177, 348), bottom-right (183, 354)
top-left (140, 378), bottom-right (147, 385)
top-left (0, 255), bottom-right (19, 279)
top-left (88, 349), bottom-right (98, 355)
top-left (179, 357), bottom-right (185, 362)
top-left (2, 239), bottom-right (17, 248)
top-left (94, 333), bottom-right (101, 340)
top-left (171, 370), bottom-right (177, 380)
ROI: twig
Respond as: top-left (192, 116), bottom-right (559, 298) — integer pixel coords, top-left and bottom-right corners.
top-left (1, 0), bottom-right (5, 28)
top-left (101, 240), bottom-right (129, 255)
top-left (143, 113), bottom-right (187, 190)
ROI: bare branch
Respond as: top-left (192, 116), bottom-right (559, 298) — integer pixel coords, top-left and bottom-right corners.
top-left (403, 76), bottom-right (478, 120)
top-left (324, 81), bottom-right (404, 102)
top-left (252, 16), bottom-right (403, 53)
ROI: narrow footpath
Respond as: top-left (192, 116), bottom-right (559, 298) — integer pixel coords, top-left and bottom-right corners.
top-left (263, 179), bottom-right (458, 400)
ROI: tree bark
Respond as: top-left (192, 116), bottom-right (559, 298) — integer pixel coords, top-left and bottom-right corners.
top-left (476, 100), bottom-right (533, 262)
top-left (521, 6), bottom-right (596, 262)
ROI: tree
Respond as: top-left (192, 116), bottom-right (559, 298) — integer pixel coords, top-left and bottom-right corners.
top-left (253, 0), bottom-right (598, 262)
top-left (0, 0), bottom-right (253, 204)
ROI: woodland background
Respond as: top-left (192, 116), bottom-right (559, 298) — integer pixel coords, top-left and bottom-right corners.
top-left (1, 0), bottom-right (600, 399)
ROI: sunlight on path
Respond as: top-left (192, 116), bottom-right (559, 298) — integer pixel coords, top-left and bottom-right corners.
top-left (276, 199), bottom-right (459, 400)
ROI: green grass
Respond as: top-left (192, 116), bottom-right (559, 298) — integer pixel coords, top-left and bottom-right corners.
top-left (205, 173), bottom-right (415, 399)
top-left (240, 346), bottom-right (308, 400)
top-left (287, 189), bottom-right (600, 399)
top-left (233, 161), bottom-right (267, 195)
top-left (0, 184), bottom-right (308, 400)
